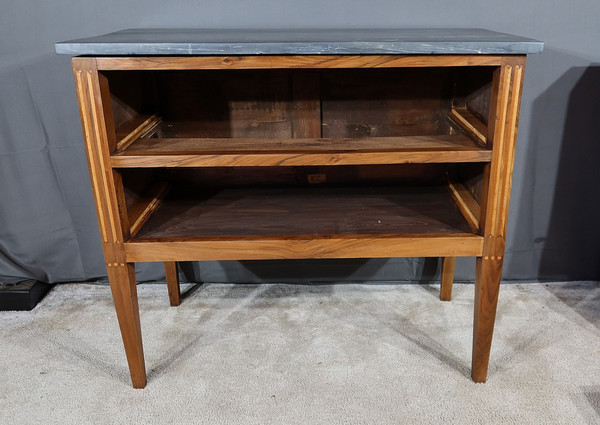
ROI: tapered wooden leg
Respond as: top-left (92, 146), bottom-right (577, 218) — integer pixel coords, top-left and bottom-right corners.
top-left (440, 257), bottom-right (456, 301)
top-left (164, 262), bottom-right (181, 306)
top-left (471, 256), bottom-right (503, 382)
top-left (107, 263), bottom-right (146, 388)
top-left (72, 58), bottom-right (147, 388)
top-left (470, 58), bottom-right (525, 382)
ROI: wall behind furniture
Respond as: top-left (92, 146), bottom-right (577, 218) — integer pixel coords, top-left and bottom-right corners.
top-left (1, 0), bottom-right (599, 284)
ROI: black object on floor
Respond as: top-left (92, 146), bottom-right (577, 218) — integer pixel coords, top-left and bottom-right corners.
top-left (0, 280), bottom-right (54, 311)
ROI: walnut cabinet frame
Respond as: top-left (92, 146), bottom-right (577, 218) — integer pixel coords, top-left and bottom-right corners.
top-left (72, 54), bottom-right (526, 388)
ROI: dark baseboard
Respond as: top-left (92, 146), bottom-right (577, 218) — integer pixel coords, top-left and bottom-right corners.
top-left (0, 280), bottom-right (55, 311)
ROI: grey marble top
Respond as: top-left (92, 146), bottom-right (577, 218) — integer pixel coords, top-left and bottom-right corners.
top-left (55, 28), bottom-right (543, 56)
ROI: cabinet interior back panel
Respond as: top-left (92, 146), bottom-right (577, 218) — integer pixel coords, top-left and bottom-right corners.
top-left (105, 68), bottom-right (458, 140)
top-left (321, 68), bottom-right (454, 138)
top-left (156, 70), bottom-right (294, 138)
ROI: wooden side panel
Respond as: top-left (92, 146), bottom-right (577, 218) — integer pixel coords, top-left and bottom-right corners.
top-left (466, 83), bottom-right (492, 126)
top-left (104, 71), bottom-right (157, 137)
top-left (72, 57), bottom-right (146, 389)
top-left (449, 69), bottom-right (492, 208)
top-left (472, 56), bottom-right (526, 383)
top-left (121, 168), bottom-right (161, 213)
top-left (457, 164), bottom-right (485, 204)
top-left (451, 67), bottom-right (495, 125)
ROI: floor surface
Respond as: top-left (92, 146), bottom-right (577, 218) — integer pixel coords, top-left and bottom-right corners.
top-left (1, 282), bottom-right (599, 424)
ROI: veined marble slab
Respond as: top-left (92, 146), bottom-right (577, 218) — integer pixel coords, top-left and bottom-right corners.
top-left (55, 28), bottom-right (543, 56)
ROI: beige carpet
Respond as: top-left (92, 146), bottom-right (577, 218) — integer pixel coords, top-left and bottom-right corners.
top-left (0, 281), bottom-right (599, 424)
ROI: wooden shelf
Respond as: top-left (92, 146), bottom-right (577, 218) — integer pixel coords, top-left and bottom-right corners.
top-left (111, 134), bottom-right (492, 168)
top-left (125, 184), bottom-right (483, 261)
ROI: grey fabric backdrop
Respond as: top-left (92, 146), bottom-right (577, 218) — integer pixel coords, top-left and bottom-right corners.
top-left (1, 1), bottom-right (599, 284)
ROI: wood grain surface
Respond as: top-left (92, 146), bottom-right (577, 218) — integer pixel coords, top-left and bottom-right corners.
top-left (125, 235), bottom-right (484, 262)
top-left (133, 184), bottom-right (473, 240)
top-left (72, 57), bottom-right (146, 388)
top-left (448, 107), bottom-right (488, 146)
top-left (440, 257), bottom-right (456, 301)
top-left (111, 135), bottom-right (492, 167)
top-left (96, 55), bottom-right (504, 71)
top-left (471, 56), bottom-right (526, 383)
top-left (163, 262), bottom-right (181, 307)
top-left (69, 53), bottom-right (529, 388)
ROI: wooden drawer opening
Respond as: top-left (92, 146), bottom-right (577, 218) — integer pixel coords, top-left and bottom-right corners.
top-left (105, 66), bottom-right (496, 252)
top-left (103, 67), bottom-right (495, 168)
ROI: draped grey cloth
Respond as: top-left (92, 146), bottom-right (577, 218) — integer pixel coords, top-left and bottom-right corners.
top-left (1, 3), bottom-right (599, 284)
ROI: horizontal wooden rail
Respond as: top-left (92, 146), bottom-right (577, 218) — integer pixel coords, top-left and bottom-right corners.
top-left (125, 234), bottom-right (484, 262)
top-left (96, 55), bottom-right (504, 71)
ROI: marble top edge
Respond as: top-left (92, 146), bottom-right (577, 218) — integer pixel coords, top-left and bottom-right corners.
top-left (55, 28), bottom-right (544, 56)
